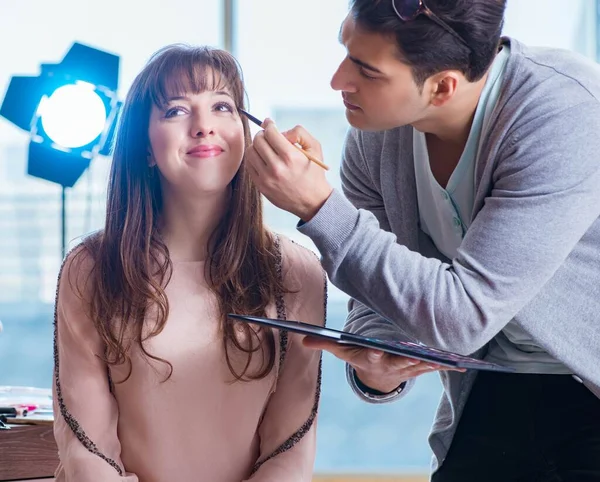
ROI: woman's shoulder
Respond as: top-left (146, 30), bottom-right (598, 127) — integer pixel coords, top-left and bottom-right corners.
top-left (275, 233), bottom-right (326, 325)
top-left (59, 232), bottom-right (102, 298)
top-left (276, 234), bottom-right (322, 281)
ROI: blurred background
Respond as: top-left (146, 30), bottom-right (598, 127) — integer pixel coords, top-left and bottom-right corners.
top-left (0, 0), bottom-right (598, 478)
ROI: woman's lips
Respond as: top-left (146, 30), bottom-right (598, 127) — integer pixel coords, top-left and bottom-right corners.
top-left (187, 145), bottom-right (224, 158)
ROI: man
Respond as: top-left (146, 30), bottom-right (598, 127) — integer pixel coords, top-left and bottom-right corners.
top-left (245, 0), bottom-right (600, 480)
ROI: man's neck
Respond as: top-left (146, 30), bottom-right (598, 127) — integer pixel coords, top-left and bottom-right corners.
top-left (413, 71), bottom-right (491, 188)
top-left (415, 70), bottom-right (490, 149)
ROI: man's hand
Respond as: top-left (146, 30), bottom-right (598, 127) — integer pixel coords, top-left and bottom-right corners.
top-left (245, 120), bottom-right (333, 222)
top-left (303, 337), bottom-right (463, 394)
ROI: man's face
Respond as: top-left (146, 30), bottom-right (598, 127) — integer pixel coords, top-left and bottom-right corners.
top-left (331, 15), bottom-right (431, 131)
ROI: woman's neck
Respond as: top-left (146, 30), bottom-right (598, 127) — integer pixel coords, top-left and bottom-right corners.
top-left (159, 186), bottom-right (230, 262)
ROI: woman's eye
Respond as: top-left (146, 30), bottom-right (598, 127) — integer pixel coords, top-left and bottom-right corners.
top-left (214, 102), bottom-right (234, 113)
top-left (164, 107), bottom-right (186, 118)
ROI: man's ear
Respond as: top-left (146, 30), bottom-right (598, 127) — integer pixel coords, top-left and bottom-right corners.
top-left (428, 71), bottom-right (460, 107)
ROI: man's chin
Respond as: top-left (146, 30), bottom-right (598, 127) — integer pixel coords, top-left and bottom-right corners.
top-left (345, 109), bottom-right (370, 130)
top-left (345, 110), bottom-right (398, 132)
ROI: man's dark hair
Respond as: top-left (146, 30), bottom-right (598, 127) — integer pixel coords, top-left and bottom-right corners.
top-left (350, 0), bottom-right (507, 86)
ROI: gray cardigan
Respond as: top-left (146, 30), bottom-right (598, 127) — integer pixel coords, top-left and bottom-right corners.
top-left (298, 37), bottom-right (600, 474)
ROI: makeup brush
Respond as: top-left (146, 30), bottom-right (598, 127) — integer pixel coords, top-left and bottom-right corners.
top-left (239, 108), bottom-right (329, 171)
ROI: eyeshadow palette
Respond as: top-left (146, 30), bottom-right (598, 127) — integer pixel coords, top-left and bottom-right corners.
top-left (228, 314), bottom-right (515, 373)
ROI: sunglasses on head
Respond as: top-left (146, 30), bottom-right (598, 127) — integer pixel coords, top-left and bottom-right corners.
top-left (391, 0), bottom-right (470, 50)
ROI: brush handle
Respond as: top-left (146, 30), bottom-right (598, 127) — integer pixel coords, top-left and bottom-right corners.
top-left (293, 144), bottom-right (329, 170)
top-left (240, 109), bottom-right (329, 170)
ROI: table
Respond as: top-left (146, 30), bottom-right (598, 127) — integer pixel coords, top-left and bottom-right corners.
top-left (0, 423), bottom-right (57, 481)
top-left (0, 424), bottom-right (427, 482)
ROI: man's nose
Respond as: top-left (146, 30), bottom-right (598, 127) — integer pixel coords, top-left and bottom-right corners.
top-left (330, 58), bottom-right (357, 93)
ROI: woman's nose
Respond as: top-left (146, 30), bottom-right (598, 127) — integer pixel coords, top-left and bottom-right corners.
top-left (190, 113), bottom-right (215, 137)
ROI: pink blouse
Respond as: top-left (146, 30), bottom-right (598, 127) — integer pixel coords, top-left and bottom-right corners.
top-left (52, 235), bottom-right (326, 482)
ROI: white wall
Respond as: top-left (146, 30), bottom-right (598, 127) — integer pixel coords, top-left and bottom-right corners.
top-left (503, 0), bottom-right (596, 57)
top-left (0, 0), bottom-right (223, 146)
top-left (1, 0), bottom-right (597, 141)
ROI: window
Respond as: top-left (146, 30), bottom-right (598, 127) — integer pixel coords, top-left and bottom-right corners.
top-left (234, 0), bottom-right (599, 474)
top-left (234, 0), bottom-right (441, 473)
top-left (502, 0), bottom-right (596, 58)
top-left (0, 0), bottom-right (222, 385)
top-left (1, 0), bottom-right (597, 477)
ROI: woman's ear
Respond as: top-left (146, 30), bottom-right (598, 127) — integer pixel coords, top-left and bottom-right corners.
top-left (147, 148), bottom-right (156, 167)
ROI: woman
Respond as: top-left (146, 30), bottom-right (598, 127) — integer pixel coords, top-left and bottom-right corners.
top-left (52, 44), bottom-right (326, 482)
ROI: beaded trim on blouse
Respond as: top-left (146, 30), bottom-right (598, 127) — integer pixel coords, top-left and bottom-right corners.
top-left (53, 245), bottom-right (126, 475)
top-left (53, 236), bottom-right (325, 477)
top-left (274, 234), bottom-right (289, 377)
top-left (250, 239), bottom-right (327, 475)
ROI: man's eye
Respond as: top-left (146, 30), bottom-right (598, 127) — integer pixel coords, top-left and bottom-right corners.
top-left (359, 68), bottom-right (377, 80)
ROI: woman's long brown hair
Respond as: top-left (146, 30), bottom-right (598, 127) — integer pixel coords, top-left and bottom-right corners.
top-left (72, 45), bottom-right (284, 383)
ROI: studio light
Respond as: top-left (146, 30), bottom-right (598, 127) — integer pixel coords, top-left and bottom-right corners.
top-left (40, 82), bottom-right (108, 149)
top-left (0, 42), bottom-right (121, 257)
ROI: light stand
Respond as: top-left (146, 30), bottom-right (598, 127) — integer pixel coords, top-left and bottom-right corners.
top-left (0, 42), bottom-right (121, 259)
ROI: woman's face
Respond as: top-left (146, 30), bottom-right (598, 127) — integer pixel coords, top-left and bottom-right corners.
top-left (148, 76), bottom-right (244, 198)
